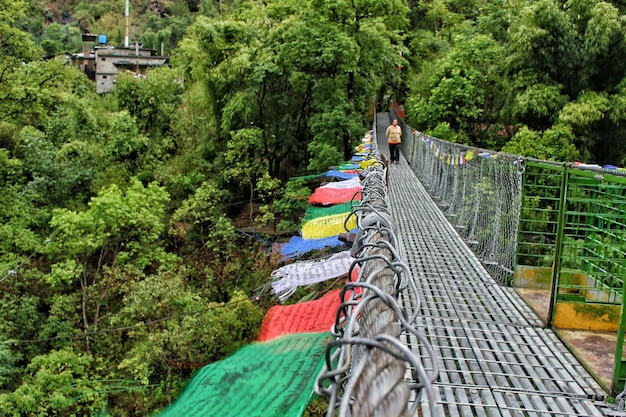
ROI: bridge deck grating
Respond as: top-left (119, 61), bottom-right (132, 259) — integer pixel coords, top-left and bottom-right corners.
top-left (419, 386), bottom-right (606, 417)
top-left (376, 113), bottom-right (608, 414)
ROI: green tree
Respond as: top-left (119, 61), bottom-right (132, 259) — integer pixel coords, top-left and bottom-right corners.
top-left (93, 270), bottom-right (265, 414)
top-left (16, 124), bottom-right (97, 208)
top-left (40, 23), bottom-right (82, 57)
top-left (223, 127), bottom-right (270, 223)
top-left (606, 81), bottom-right (626, 165)
top-left (0, 0), bottom-right (40, 75)
top-left (104, 110), bottom-right (151, 180)
top-left (113, 67), bottom-right (184, 139)
top-left (267, 7), bottom-right (359, 173)
top-left (0, 340), bottom-right (20, 391)
top-left (114, 274), bottom-right (263, 376)
top-left (174, 0), bottom-right (409, 180)
top-left (405, 0), bottom-right (626, 164)
top-left (509, 72), bottom-right (569, 129)
top-left (199, 0), bottom-right (243, 16)
top-left (0, 59), bottom-right (94, 131)
top-left (579, 1), bottom-right (624, 92)
top-left (169, 179), bottom-right (234, 252)
top-left (0, 348), bottom-right (103, 416)
top-left (501, 124), bottom-right (579, 162)
top-left (143, 11), bottom-right (192, 54)
top-left (311, 0), bottom-right (409, 158)
top-left (173, 14), bottom-right (301, 178)
top-left (507, 0), bottom-right (580, 97)
top-left (556, 90), bottom-right (610, 162)
top-left (45, 179), bottom-right (176, 351)
top-left (0, 153), bottom-right (43, 268)
top-left (407, 32), bottom-right (506, 147)
top-left (271, 178), bottom-right (311, 232)
top-left (140, 27), bottom-right (172, 53)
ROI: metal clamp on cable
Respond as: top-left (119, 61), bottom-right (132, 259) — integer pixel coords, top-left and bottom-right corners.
top-left (351, 212), bottom-right (396, 257)
top-left (338, 231), bottom-right (358, 248)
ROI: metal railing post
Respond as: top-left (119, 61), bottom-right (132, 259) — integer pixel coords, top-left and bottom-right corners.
top-left (547, 165), bottom-right (570, 326)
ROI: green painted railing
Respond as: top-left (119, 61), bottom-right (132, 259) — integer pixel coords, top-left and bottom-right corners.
top-left (518, 161), bottom-right (626, 393)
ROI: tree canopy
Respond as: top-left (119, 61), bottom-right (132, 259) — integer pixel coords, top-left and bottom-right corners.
top-left (2, 0), bottom-right (626, 414)
top-left (406, 0), bottom-right (626, 164)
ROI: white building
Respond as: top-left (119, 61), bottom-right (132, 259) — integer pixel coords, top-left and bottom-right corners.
top-left (73, 35), bottom-right (169, 94)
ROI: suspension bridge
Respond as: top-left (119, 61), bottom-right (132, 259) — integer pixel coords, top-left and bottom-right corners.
top-left (378, 111), bottom-right (622, 416)
top-left (158, 111), bottom-right (626, 416)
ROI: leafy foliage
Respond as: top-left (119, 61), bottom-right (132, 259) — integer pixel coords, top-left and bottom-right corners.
top-left (502, 125), bottom-right (579, 162)
top-left (169, 179), bottom-right (234, 252)
top-left (4, 0), bottom-right (626, 414)
top-left (266, 178), bottom-right (309, 233)
top-left (407, 32), bottom-right (505, 147)
top-left (40, 23), bottom-right (83, 57)
top-left (0, 60), bottom-right (93, 130)
top-left (406, 0), bottom-right (626, 165)
top-left (0, 348), bottom-right (103, 417)
top-left (47, 178), bottom-right (174, 273)
top-left (113, 67), bottom-right (184, 139)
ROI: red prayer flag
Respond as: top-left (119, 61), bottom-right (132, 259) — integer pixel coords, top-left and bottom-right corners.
top-left (257, 290), bottom-right (342, 342)
top-left (308, 187), bottom-right (362, 205)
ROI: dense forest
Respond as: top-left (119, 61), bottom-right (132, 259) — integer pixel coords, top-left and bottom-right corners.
top-left (2, 0), bottom-right (626, 415)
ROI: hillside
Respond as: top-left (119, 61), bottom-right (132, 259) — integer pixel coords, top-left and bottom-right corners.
top-left (30, 0), bottom-right (197, 57)
top-left (3, 0), bottom-right (626, 415)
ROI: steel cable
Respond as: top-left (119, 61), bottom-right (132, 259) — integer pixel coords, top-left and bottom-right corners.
top-left (315, 128), bottom-right (438, 416)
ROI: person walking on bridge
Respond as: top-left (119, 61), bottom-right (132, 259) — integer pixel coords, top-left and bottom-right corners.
top-left (386, 118), bottom-right (402, 164)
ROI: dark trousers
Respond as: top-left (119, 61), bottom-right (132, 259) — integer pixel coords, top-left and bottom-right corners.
top-left (389, 143), bottom-right (400, 162)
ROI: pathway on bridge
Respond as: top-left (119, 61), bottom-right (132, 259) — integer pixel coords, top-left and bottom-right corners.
top-left (376, 113), bottom-right (611, 416)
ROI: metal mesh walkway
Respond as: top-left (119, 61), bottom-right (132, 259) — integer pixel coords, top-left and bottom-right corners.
top-left (376, 113), bottom-right (609, 416)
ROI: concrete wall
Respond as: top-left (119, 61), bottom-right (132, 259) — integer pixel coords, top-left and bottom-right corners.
top-left (514, 265), bottom-right (623, 331)
top-left (94, 47), bottom-right (167, 93)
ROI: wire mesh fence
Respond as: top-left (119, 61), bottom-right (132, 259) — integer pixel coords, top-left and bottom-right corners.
top-left (393, 110), bottom-right (626, 394)
top-left (398, 119), bottom-right (523, 285)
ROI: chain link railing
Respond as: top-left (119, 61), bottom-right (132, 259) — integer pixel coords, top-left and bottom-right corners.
top-left (315, 122), bottom-right (438, 417)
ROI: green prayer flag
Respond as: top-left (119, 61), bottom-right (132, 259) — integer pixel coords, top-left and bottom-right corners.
top-left (157, 332), bottom-right (330, 417)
